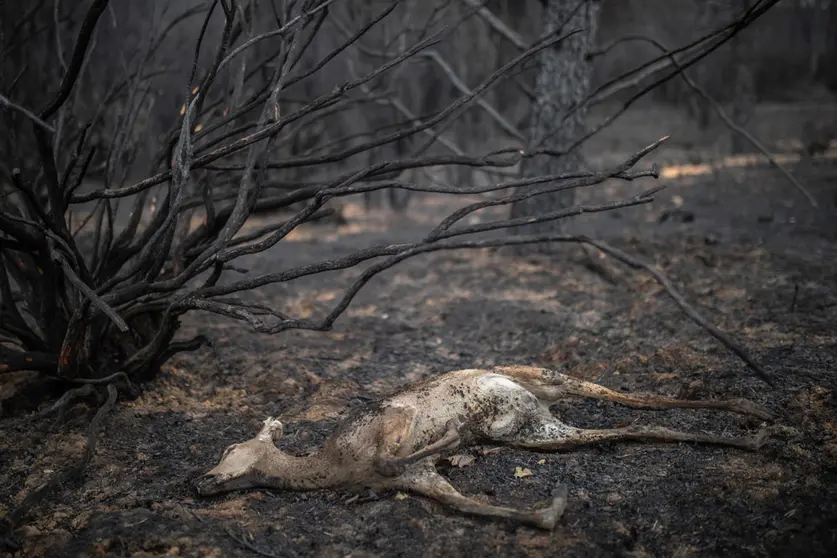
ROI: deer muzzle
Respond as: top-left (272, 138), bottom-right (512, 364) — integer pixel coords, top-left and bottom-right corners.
top-left (193, 473), bottom-right (219, 496)
top-left (192, 472), bottom-right (239, 496)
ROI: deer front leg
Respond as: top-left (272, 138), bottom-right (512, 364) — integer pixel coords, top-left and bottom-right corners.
top-left (373, 405), bottom-right (417, 477)
top-left (374, 409), bottom-right (462, 477)
top-left (390, 417), bottom-right (462, 466)
top-left (395, 464), bottom-right (568, 530)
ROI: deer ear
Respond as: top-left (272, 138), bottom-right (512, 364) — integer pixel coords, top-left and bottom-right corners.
top-left (257, 416), bottom-right (284, 444)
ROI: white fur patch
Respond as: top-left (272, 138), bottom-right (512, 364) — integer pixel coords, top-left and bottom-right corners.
top-left (479, 373), bottom-right (523, 392)
top-left (476, 374), bottom-right (543, 439)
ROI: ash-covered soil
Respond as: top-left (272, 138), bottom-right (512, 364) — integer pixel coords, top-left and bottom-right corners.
top-left (1, 116), bottom-right (836, 557)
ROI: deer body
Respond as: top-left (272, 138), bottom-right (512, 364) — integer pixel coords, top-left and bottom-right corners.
top-left (194, 365), bottom-right (772, 529)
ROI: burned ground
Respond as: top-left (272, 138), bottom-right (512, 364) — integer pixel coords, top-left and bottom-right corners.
top-left (2, 108), bottom-right (837, 557)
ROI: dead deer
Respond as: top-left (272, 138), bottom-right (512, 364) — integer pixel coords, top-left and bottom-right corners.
top-left (193, 365), bottom-right (773, 530)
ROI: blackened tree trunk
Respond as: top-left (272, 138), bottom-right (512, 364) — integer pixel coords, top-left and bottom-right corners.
top-left (509, 0), bottom-right (600, 241)
top-left (730, 0), bottom-right (756, 155)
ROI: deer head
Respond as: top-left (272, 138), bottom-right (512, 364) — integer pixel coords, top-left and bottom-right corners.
top-left (193, 417), bottom-right (284, 496)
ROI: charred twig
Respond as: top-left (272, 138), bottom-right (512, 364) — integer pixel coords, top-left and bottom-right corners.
top-left (37, 383), bottom-right (96, 419)
top-left (429, 185), bottom-right (665, 241)
top-left (153, 334), bottom-right (214, 369)
top-left (458, 0), bottom-right (527, 50)
top-left (0, 94), bottom-right (55, 132)
top-left (427, 137), bottom-right (667, 238)
top-left (0, 383), bottom-right (117, 543)
top-left (419, 50), bottom-right (523, 141)
top-left (0, 254), bottom-right (47, 350)
top-left (335, 11), bottom-right (523, 145)
top-left (55, 252), bottom-right (129, 332)
top-left (39, 0), bottom-right (111, 120)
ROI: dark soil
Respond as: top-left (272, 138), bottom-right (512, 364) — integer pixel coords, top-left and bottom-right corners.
top-left (2, 106), bottom-right (837, 557)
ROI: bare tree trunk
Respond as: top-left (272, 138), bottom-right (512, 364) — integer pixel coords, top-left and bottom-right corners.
top-left (509, 0), bottom-right (600, 242)
top-left (687, 0), bottom-right (721, 131)
top-left (802, 0), bottom-right (832, 80)
top-left (730, 0), bottom-right (756, 155)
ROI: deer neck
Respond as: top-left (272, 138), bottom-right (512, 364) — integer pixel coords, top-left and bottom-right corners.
top-left (259, 448), bottom-right (343, 490)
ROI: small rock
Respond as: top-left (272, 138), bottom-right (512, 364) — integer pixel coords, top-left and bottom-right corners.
top-left (71, 511), bottom-right (91, 530)
top-left (605, 492), bottom-right (623, 505)
top-left (824, 442), bottom-right (837, 469)
top-left (658, 209), bottom-right (695, 224)
top-left (447, 454), bottom-right (475, 468)
top-left (18, 525), bottom-right (41, 538)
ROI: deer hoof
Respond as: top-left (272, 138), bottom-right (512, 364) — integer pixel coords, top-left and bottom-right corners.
top-left (530, 484), bottom-right (568, 530)
top-left (374, 457), bottom-right (406, 478)
top-left (446, 415), bottom-right (465, 430)
top-left (731, 398), bottom-right (774, 421)
top-left (747, 427), bottom-right (772, 451)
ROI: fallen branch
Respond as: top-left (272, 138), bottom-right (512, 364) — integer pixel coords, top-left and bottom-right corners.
top-left (37, 383), bottom-right (96, 419)
top-left (79, 383), bottom-right (118, 464)
top-left (586, 239), bottom-right (774, 387)
top-left (0, 383), bottom-right (118, 547)
top-left (667, 60), bottom-right (816, 207)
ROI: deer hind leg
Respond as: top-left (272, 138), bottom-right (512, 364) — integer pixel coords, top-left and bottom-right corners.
top-left (500, 413), bottom-right (769, 452)
top-left (494, 365), bottom-right (772, 420)
top-left (479, 379), bottom-right (770, 452)
top-left (395, 463), bottom-right (568, 530)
